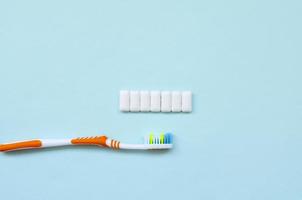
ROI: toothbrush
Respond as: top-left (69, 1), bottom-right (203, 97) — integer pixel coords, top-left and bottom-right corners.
top-left (0, 133), bottom-right (173, 152)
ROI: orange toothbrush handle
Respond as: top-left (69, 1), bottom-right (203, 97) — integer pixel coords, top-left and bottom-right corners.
top-left (0, 140), bottom-right (42, 152)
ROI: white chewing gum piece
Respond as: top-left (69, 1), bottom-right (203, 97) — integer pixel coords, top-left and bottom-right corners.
top-left (171, 91), bottom-right (182, 112)
top-left (120, 90), bottom-right (130, 112)
top-left (181, 91), bottom-right (192, 112)
top-left (161, 91), bottom-right (172, 112)
top-left (150, 91), bottom-right (161, 112)
top-left (140, 91), bottom-right (150, 112)
top-left (130, 91), bottom-right (140, 112)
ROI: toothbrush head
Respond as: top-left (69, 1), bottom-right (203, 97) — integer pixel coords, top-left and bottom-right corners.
top-left (144, 133), bottom-right (173, 149)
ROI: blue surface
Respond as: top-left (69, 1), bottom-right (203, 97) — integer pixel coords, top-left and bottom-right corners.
top-left (0, 1), bottom-right (301, 199)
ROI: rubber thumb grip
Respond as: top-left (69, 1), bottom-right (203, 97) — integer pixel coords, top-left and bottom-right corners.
top-left (71, 136), bottom-right (108, 147)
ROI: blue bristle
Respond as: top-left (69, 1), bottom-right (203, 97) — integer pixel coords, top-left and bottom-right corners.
top-left (165, 133), bottom-right (173, 144)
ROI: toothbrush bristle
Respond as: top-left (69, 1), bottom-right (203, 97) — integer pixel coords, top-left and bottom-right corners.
top-left (145, 133), bottom-right (173, 145)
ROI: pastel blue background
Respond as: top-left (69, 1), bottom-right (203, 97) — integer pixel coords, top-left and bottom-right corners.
top-left (0, 0), bottom-right (301, 199)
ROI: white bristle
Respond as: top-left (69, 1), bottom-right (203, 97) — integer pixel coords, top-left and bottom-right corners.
top-left (144, 136), bottom-right (149, 144)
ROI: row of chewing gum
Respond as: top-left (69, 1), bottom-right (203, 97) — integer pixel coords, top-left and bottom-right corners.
top-left (120, 90), bottom-right (192, 113)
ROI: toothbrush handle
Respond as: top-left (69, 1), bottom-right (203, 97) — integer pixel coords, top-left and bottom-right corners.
top-left (0, 136), bottom-right (113, 152)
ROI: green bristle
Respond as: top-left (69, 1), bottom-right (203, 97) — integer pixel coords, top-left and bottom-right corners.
top-left (149, 133), bottom-right (154, 144)
top-left (160, 133), bottom-right (165, 144)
